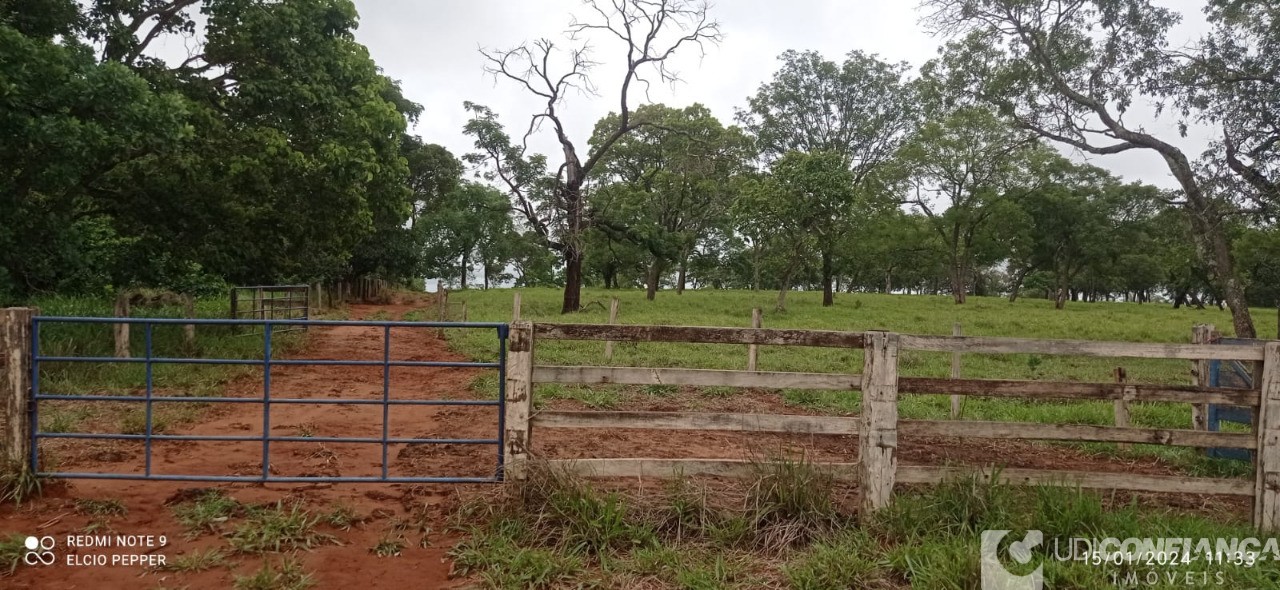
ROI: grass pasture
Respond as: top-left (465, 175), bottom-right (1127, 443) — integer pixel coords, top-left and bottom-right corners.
top-left (447, 288), bottom-right (1270, 475)
top-left (441, 288), bottom-right (1280, 587)
top-left (26, 294), bottom-right (324, 447)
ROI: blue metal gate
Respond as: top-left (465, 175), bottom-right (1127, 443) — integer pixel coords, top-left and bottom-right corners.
top-left (30, 317), bottom-right (508, 483)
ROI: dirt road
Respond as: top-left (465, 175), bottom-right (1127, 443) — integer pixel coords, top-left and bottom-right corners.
top-left (3, 300), bottom-right (496, 589)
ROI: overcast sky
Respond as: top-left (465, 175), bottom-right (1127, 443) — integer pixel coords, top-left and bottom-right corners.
top-left (140, 1), bottom-right (1217, 190)
top-left (337, 0), bottom-right (1221, 191)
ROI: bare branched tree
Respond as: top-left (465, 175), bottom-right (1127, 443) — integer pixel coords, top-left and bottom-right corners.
top-left (475, 0), bottom-right (721, 313)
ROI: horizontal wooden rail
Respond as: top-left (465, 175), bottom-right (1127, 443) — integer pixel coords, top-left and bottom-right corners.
top-left (900, 334), bottom-right (1265, 361)
top-left (546, 458), bottom-right (1251, 496)
top-left (532, 411), bottom-right (858, 435)
top-left (899, 377), bottom-right (1259, 405)
top-left (534, 323), bottom-right (866, 348)
top-left (532, 366), bottom-right (1256, 405)
top-left (898, 420), bottom-right (1255, 449)
top-left (897, 465), bottom-right (1254, 496)
top-left (547, 458), bottom-right (859, 479)
top-left (533, 365), bottom-right (860, 390)
top-left (531, 411), bottom-right (1254, 449)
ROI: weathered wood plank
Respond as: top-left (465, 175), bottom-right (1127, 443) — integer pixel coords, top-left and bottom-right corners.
top-left (532, 411), bottom-right (859, 435)
top-left (950, 322), bottom-right (962, 419)
top-left (860, 331), bottom-right (899, 513)
top-left (898, 376), bottom-right (1258, 406)
top-left (503, 321), bottom-right (535, 480)
top-left (547, 458), bottom-right (860, 480)
top-left (1114, 367), bottom-right (1132, 451)
top-left (1191, 325), bottom-right (1215, 430)
top-left (899, 334), bottom-right (1264, 361)
top-left (898, 465), bottom-right (1253, 496)
top-left (2, 308), bottom-right (35, 471)
top-left (604, 298), bottom-right (619, 361)
top-left (534, 323), bottom-right (867, 348)
top-left (1254, 342), bottom-right (1280, 530)
top-left (530, 410), bottom-right (1253, 449)
top-left (532, 365), bottom-right (860, 390)
top-left (898, 420), bottom-right (1255, 449)
top-left (529, 410), bottom-right (1253, 449)
top-left (747, 308), bottom-right (761, 371)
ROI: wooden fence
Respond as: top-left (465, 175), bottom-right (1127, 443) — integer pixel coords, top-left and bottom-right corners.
top-left (501, 320), bottom-right (1280, 531)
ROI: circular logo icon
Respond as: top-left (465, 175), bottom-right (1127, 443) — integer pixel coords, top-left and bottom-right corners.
top-left (23, 535), bottom-right (56, 566)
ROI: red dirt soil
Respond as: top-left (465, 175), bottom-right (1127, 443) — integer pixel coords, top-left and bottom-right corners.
top-left (1, 296), bottom-right (1251, 589)
top-left (2, 298), bottom-right (496, 589)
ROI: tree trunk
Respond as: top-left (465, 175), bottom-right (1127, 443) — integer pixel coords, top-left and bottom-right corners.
top-left (459, 253), bottom-right (468, 290)
top-left (645, 260), bottom-right (661, 301)
top-left (561, 244), bottom-right (583, 313)
top-left (949, 259), bottom-right (966, 304)
top-left (884, 267), bottom-right (893, 294)
top-left (821, 250), bottom-right (835, 307)
top-left (676, 254), bottom-right (688, 294)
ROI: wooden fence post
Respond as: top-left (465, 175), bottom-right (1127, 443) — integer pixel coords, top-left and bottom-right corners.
top-left (230, 287), bottom-right (239, 319)
top-left (2, 308), bottom-right (35, 473)
top-left (1114, 367), bottom-right (1132, 451)
top-left (461, 300), bottom-right (468, 322)
top-left (860, 331), bottom-right (900, 514)
top-left (437, 288), bottom-right (449, 322)
top-left (1254, 342), bottom-right (1280, 531)
top-left (747, 308), bottom-right (761, 371)
top-left (113, 291), bottom-right (130, 358)
top-left (504, 321), bottom-right (535, 480)
top-left (1191, 324), bottom-right (1215, 430)
top-left (604, 297), bottom-right (620, 361)
top-left (512, 291), bottom-right (522, 322)
top-left (182, 295), bottom-right (196, 348)
top-left (949, 322), bottom-right (962, 418)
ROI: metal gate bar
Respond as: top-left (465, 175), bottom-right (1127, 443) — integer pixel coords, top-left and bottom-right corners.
top-left (31, 317), bottom-right (508, 483)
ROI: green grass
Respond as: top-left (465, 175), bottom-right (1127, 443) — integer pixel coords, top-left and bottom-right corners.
top-left (451, 463), bottom-right (1280, 589)
top-left (228, 502), bottom-right (335, 553)
top-left (75, 498), bottom-right (127, 518)
top-left (28, 294), bottom-right (313, 437)
top-left (1, 534), bottom-right (25, 576)
top-left (171, 489), bottom-right (240, 538)
top-left (444, 288), bottom-right (1268, 475)
top-left (164, 548), bottom-right (230, 572)
top-left (232, 556), bottom-right (315, 590)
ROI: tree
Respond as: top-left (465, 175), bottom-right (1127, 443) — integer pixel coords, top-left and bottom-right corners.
top-left (1176, 1), bottom-right (1280, 215)
top-left (922, 0), bottom-right (1258, 337)
top-left (738, 151), bottom-right (861, 311)
top-left (738, 49), bottom-right (916, 305)
top-left (1, 0), bottom-right (425, 303)
top-left (900, 106), bottom-right (1042, 303)
top-left (588, 103), bottom-right (750, 299)
top-left (1018, 161), bottom-right (1129, 309)
top-left (468, 0), bottom-right (721, 313)
top-left (419, 182), bottom-right (515, 289)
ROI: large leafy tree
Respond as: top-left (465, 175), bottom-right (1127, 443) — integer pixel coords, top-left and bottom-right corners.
top-left (738, 151), bottom-right (865, 311)
top-left (1, 0), bottom-right (422, 303)
top-left (467, 0), bottom-right (721, 313)
top-left (0, 1), bottom-right (191, 302)
top-left (738, 50), bottom-right (916, 306)
top-left (589, 103), bottom-right (750, 299)
top-left (419, 182), bottom-right (516, 290)
top-left (899, 106), bottom-right (1043, 304)
top-left (921, 0), bottom-right (1258, 336)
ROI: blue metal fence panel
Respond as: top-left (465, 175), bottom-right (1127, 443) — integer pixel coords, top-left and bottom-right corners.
top-left (30, 316), bottom-right (509, 484)
top-left (1206, 337), bottom-right (1256, 461)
